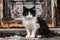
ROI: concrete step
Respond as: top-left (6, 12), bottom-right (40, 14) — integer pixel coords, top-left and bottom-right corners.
top-left (0, 28), bottom-right (60, 33)
top-left (50, 28), bottom-right (60, 34)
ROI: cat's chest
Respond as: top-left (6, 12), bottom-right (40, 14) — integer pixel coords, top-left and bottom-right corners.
top-left (23, 20), bottom-right (36, 26)
top-left (23, 17), bottom-right (36, 24)
top-left (23, 20), bottom-right (36, 29)
top-left (22, 18), bottom-right (40, 30)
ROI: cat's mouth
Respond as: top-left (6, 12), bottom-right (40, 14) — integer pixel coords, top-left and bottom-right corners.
top-left (26, 17), bottom-right (33, 20)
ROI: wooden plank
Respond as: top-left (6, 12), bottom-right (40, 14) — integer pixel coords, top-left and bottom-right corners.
top-left (51, 0), bottom-right (57, 27)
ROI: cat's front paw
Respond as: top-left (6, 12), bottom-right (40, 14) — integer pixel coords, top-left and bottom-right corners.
top-left (30, 35), bottom-right (35, 38)
top-left (26, 35), bottom-right (30, 38)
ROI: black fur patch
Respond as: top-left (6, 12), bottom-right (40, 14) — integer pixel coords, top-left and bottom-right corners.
top-left (36, 17), bottom-right (56, 38)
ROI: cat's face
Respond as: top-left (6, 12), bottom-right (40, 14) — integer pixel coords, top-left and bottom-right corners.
top-left (22, 6), bottom-right (36, 19)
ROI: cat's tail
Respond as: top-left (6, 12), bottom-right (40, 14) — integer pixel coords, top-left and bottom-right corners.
top-left (36, 17), bottom-right (57, 38)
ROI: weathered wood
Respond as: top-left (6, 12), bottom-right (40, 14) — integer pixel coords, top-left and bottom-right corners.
top-left (51, 0), bottom-right (57, 27)
top-left (0, 36), bottom-right (60, 40)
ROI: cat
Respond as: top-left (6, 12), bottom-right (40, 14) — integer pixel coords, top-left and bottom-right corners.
top-left (22, 6), bottom-right (55, 38)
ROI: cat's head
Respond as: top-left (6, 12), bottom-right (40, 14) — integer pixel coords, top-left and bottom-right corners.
top-left (22, 6), bottom-right (36, 19)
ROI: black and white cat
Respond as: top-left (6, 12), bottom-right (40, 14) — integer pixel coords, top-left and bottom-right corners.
top-left (22, 6), bottom-right (55, 38)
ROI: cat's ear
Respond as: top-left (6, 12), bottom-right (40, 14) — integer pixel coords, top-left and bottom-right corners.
top-left (31, 6), bottom-right (35, 9)
top-left (23, 6), bottom-right (27, 9)
top-left (30, 6), bottom-right (35, 10)
top-left (33, 6), bottom-right (35, 8)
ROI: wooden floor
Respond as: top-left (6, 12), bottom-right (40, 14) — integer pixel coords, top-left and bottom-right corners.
top-left (0, 28), bottom-right (60, 40)
top-left (0, 36), bottom-right (60, 40)
top-left (20, 36), bottom-right (60, 40)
